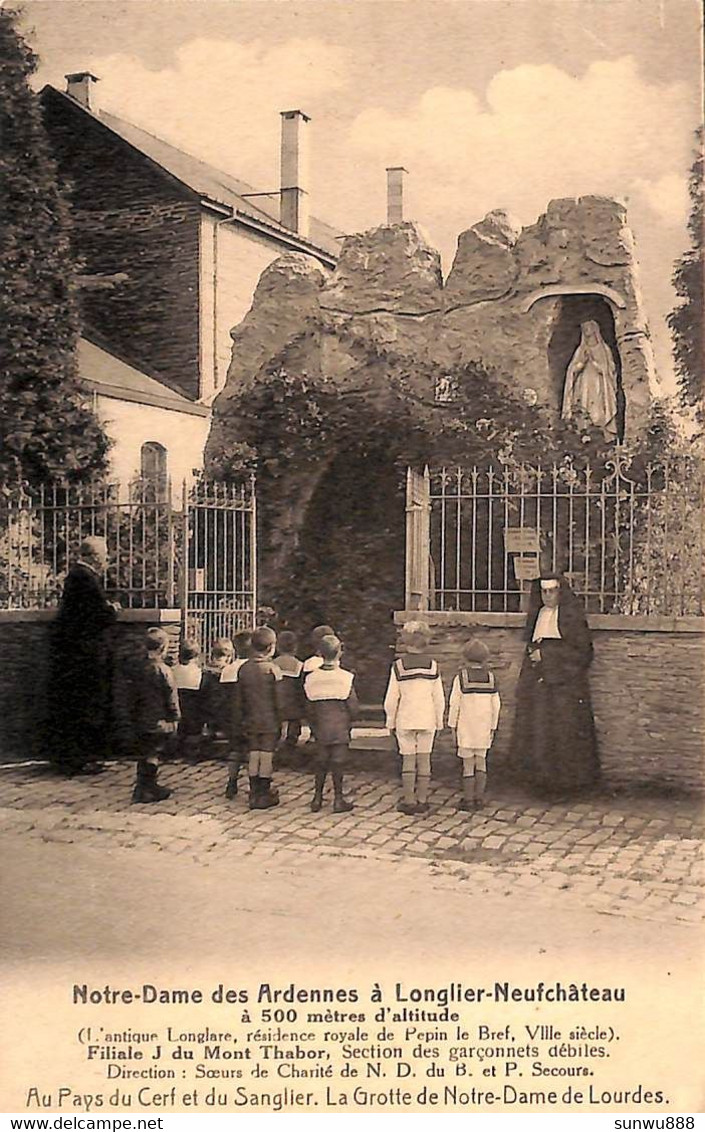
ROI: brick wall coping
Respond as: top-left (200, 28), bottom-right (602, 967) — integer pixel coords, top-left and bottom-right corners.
top-left (0, 608), bottom-right (182, 625)
top-left (394, 610), bottom-right (705, 634)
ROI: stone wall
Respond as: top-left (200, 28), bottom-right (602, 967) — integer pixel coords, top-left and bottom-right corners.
top-left (394, 612), bottom-right (705, 793)
top-left (0, 611), bottom-right (181, 762)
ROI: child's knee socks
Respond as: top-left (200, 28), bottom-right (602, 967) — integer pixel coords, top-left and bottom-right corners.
top-left (248, 750), bottom-right (274, 777)
top-left (475, 752), bottom-right (487, 800)
top-left (401, 753), bottom-right (416, 803)
top-left (475, 769), bottom-right (487, 800)
top-left (416, 752), bottom-right (431, 803)
top-left (462, 769), bottom-right (476, 802)
top-left (311, 769), bottom-right (327, 811)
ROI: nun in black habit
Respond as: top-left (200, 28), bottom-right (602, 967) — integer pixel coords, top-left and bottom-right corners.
top-left (510, 574), bottom-right (600, 795)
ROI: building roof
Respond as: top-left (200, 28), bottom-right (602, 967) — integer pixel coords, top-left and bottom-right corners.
top-left (78, 337), bottom-right (211, 417)
top-left (44, 87), bottom-right (342, 260)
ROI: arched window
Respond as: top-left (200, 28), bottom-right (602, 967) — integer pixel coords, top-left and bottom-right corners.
top-left (140, 441), bottom-right (168, 498)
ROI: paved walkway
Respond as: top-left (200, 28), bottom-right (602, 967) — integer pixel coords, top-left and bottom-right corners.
top-left (1, 756), bottom-right (702, 926)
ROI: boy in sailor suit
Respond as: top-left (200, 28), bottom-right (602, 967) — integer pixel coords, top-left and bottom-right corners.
top-left (384, 621), bottom-right (445, 815)
top-left (274, 630), bottom-right (306, 752)
top-left (171, 638), bottom-right (204, 760)
top-left (448, 638), bottom-right (500, 811)
top-left (302, 624), bottom-right (335, 674)
top-left (304, 635), bottom-right (358, 813)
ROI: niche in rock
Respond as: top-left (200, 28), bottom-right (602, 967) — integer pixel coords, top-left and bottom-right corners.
top-left (547, 294), bottom-right (625, 441)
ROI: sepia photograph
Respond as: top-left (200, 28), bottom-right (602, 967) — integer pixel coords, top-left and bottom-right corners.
top-left (0, 0), bottom-right (703, 1118)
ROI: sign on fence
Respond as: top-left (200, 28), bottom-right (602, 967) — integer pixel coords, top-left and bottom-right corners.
top-left (513, 556), bottom-right (541, 581)
top-left (406, 458), bottom-right (705, 616)
top-left (504, 528), bottom-right (541, 554)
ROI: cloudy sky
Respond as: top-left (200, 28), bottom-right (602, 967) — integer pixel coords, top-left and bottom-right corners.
top-left (20, 0), bottom-right (703, 391)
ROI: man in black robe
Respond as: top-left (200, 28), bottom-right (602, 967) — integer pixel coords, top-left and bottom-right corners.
top-left (47, 536), bottom-right (119, 776)
top-left (510, 574), bottom-right (600, 795)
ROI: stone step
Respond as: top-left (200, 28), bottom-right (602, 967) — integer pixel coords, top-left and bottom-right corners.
top-left (350, 727), bottom-right (393, 751)
top-left (354, 702), bottom-right (386, 723)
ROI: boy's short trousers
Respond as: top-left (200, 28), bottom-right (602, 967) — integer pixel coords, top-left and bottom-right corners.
top-left (138, 732), bottom-right (173, 761)
top-left (315, 741), bottom-right (348, 771)
top-left (282, 720), bottom-right (302, 747)
top-left (247, 730), bottom-right (279, 754)
top-left (458, 747), bottom-right (488, 773)
top-left (177, 689), bottom-right (204, 737)
top-left (395, 728), bottom-right (435, 756)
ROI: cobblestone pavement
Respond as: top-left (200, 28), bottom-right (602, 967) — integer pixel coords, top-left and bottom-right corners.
top-left (1, 756), bottom-right (703, 927)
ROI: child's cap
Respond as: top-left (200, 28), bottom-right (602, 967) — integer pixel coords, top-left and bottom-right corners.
top-left (251, 626), bottom-right (277, 654)
top-left (462, 637), bottom-right (490, 664)
top-left (399, 620), bottom-right (432, 649)
top-left (277, 630), bottom-right (298, 654)
top-left (318, 634), bottom-right (342, 662)
top-left (146, 627), bottom-right (169, 654)
top-left (211, 637), bottom-right (234, 659)
top-left (179, 638), bottom-right (200, 663)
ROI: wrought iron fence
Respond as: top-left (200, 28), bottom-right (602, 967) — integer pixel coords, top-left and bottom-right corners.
top-left (406, 456), bottom-right (705, 617)
top-left (0, 479), bottom-right (176, 610)
top-left (0, 476), bottom-right (258, 653)
top-left (181, 478), bottom-right (257, 654)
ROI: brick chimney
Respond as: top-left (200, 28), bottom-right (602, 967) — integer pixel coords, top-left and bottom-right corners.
top-left (65, 72), bottom-right (100, 114)
top-left (386, 167), bottom-right (408, 224)
top-left (280, 110), bottom-right (310, 238)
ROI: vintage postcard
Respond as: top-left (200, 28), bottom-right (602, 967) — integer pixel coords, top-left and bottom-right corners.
top-left (1, 0), bottom-right (703, 1119)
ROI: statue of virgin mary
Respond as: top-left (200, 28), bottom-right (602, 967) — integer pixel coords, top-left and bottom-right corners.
top-left (561, 320), bottom-right (619, 437)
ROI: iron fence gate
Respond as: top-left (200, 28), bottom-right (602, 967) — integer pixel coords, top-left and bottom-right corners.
top-left (181, 477), bottom-right (257, 654)
top-left (0, 476), bottom-right (257, 653)
top-left (406, 457), bottom-right (705, 617)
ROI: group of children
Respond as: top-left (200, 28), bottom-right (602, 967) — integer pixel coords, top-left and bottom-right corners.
top-left (126, 619), bottom-right (501, 817)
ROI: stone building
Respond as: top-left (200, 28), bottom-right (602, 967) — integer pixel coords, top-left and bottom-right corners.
top-left (40, 72), bottom-right (341, 483)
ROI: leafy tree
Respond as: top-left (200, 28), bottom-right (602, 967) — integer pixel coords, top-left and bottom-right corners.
top-left (668, 127), bottom-right (704, 411)
top-left (0, 9), bottom-right (109, 485)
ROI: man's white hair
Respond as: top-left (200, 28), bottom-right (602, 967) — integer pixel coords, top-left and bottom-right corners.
top-left (79, 536), bottom-right (108, 561)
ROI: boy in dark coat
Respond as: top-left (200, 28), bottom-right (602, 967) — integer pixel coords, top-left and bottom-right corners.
top-left (304, 635), bottom-right (358, 814)
top-left (235, 626), bottom-right (284, 809)
top-left (130, 628), bottom-right (180, 804)
top-left (200, 637), bottom-right (236, 763)
top-left (222, 629), bottom-right (252, 797)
